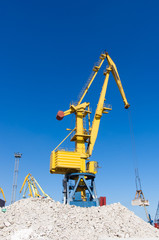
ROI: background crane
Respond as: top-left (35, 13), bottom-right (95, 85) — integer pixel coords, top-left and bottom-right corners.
top-left (50, 51), bottom-right (130, 206)
top-left (129, 111), bottom-right (152, 224)
top-left (0, 187), bottom-right (6, 207)
top-left (20, 173), bottom-right (49, 198)
top-left (131, 175), bottom-right (153, 224)
top-left (154, 201), bottom-right (159, 229)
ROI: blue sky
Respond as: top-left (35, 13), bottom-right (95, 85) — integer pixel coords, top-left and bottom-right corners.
top-left (0, 0), bottom-right (159, 222)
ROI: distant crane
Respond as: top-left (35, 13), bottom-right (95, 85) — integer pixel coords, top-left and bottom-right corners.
top-left (50, 51), bottom-right (130, 206)
top-left (130, 133), bottom-right (152, 224)
top-left (0, 187), bottom-right (6, 207)
top-left (20, 173), bottom-right (49, 198)
top-left (128, 108), bottom-right (153, 224)
top-left (132, 187), bottom-right (152, 224)
top-left (154, 201), bottom-right (159, 229)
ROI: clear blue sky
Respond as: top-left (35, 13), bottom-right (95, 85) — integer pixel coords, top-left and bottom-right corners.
top-left (0, 0), bottom-right (159, 222)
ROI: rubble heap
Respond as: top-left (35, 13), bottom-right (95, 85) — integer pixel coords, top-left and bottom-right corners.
top-left (0, 197), bottom-right (159, 240)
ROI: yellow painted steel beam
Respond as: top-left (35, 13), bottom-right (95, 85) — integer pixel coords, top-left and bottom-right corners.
top-left (106, 53), bottom-right (130, 109)
top-left (33, 177), bottom-right (49, 197)
top-left (78, 52), bottom-right (107, 105)
top-left (20, 173), bottom-right (31, 193)
top-left (87, 69), bottom-right (111, 156)
top-left (0, 187), bottom-right (6, 202)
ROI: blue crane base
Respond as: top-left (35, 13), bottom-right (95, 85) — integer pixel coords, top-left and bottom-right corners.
top-left (63, 172), bottom-right (99, 207)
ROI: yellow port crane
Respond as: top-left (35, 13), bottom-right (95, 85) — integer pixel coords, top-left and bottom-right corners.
top-left (50, 51), bottom-right (130, 206)
top-left (20, 173), bottom-right (49, 198)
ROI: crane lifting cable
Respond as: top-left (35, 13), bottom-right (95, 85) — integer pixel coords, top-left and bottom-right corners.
top-left (128, 110), bottom-right (152, 224)
top-left (20, 173), bottom-right (49, 199)
top-left (128, 110), bottom-right (141, 189)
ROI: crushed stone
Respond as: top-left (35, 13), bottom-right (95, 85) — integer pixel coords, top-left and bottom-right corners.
top-left (0, 197), bottom-right (159, 240)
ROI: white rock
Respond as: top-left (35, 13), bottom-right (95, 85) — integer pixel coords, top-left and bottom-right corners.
top-left (4, 221), bottom-right (11, 227)
top-left (0, 197), bottom-right (158, 240)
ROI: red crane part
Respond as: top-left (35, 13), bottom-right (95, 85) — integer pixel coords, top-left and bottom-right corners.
top-left (154, 223), bottom-right (159, 229)
top-left (56, 111), bottom-right (64, 120)
top-left (99, 197), bottom-right (106, 206)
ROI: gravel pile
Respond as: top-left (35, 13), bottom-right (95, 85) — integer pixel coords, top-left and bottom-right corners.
top-left (0, 197), bottom-right (159, 240)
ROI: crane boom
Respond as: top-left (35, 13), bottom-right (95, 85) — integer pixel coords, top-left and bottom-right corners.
top-left (87, 68), bottom-right (111, 156)
top-left (87, 54), bottom-right (130, 156)
top-left (78, 52), bottom-right (107, 105)
top-left (106, 54), bottom-right (130, 109)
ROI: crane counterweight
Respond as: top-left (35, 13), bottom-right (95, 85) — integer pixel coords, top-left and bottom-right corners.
top-left (56, 111), bottom-right (64, 120)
